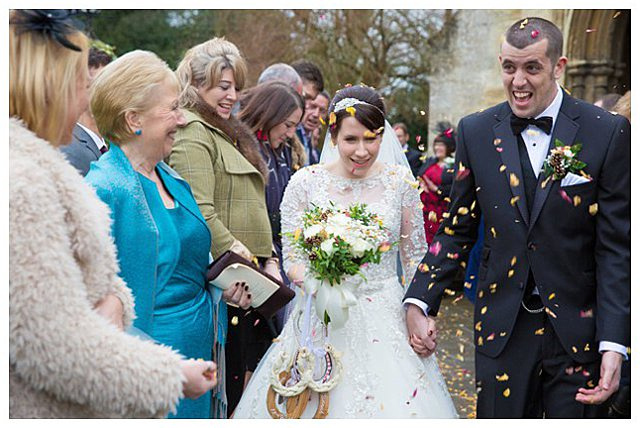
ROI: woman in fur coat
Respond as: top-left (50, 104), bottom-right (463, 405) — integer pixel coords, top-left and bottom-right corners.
top-left (9, 10), bottom-right (216, 418)
top-left (168, 37), bottom-right (282, 415)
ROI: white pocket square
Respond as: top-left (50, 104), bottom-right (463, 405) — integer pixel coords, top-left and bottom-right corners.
top-left (561, 172), bottom-right (591, 187)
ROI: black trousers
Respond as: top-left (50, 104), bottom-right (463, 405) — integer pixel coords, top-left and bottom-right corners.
top-left (225, 306), bottom-right (275, 416)
top-left (475, 298), bottom-right (608, 418)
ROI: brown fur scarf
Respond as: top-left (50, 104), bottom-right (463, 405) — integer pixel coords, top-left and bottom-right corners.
top-left (191, 96), bottom-right (269, 183)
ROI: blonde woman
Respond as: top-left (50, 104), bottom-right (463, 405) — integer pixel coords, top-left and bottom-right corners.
top-left (169, 37), bottom-right (281, 414)
top-left (86, 50), bottom-right (250, 418)
top-left (9, 10), bottom-right (216, 418)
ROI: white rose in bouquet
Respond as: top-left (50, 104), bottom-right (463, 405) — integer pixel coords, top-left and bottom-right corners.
top-left (303, 223), bottom-right (323, 239)
top-left (320, 238), bottom-right (335, 256)
top-left (351, 237), bottom-right (371, 257)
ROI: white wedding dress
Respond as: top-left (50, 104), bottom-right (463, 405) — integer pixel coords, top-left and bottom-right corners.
top-left (233, 163), bottom-right (457, 418)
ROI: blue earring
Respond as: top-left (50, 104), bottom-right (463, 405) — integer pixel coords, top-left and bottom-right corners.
top-left (134, 129), bottom-right (142, 136)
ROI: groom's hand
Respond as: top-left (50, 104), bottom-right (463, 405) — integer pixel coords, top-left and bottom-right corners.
top-left (575, 351), bottom-right (624, 405)
top-left (406, 304), bottom-right (437, 357)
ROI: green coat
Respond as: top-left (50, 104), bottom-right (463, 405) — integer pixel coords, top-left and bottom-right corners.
top-left (169, 108), bottom-right (273, 259)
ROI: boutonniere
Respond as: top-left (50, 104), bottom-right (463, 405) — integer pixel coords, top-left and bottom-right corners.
top-left (542, 139), bottom-right (587, 181)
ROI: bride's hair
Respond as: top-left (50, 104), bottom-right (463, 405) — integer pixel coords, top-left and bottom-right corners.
top-left (328, 85), bottom-right (386, 139)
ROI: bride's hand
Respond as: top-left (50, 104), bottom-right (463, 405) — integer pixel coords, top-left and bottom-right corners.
top-left (406, 304), bottom-right (437, 357)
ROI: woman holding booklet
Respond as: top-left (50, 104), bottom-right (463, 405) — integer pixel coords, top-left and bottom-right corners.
top-left (85, 50), bottom-right (251, 418)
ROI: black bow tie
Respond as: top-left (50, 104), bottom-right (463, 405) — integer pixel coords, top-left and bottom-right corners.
top-left (510, 115), bottom-right (553, 135)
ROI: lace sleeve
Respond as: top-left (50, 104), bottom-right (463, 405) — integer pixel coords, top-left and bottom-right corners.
top-left (398, 166), bottom-right (428, 286)
top-left (279, 168), bottom-right (310, 276)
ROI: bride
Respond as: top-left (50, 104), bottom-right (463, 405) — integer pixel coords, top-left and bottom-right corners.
top-left (233, 85), bottom-right (457, 418)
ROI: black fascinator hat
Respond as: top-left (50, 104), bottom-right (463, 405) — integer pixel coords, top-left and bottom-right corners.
top-left (10, 10), bottom-right (85, 51)
top-left (433, 121), bottom-right (456, 154)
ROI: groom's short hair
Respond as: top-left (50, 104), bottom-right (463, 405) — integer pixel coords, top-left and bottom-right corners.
top-left (505, 17), bottom-right (563, 63)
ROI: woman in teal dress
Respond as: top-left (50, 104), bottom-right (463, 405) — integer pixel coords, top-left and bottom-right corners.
top-left (85, 50), bottom-right (251, 418)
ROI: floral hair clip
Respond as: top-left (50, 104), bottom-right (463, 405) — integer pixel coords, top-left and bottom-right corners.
top-left (11, 9), bottom-right (85, 52)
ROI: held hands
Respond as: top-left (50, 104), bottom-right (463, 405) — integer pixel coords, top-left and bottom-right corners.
top-left (406, 304), bottom-right (438, 357)
top-left (575, 351), bottom-right (624, 405)
top-left (222, 282), bottom-right (252, 309)
top-left (180, 359), bottom-right (217, 399)
top-left (94, 293), bottom-right (125, 330)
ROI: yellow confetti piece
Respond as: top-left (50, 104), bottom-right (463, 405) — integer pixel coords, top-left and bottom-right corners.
top-left (587, 380), bottom-right (595, 388)
top-left (428, 282), bottom-right (435, 290)
top-left (328, 111), bottom-right (336, 125)
top-left (452, 216), bottom-right (458, 226)
top-left (489, 283), bottom-right (497, 293)
top-left (420, 110), bottom-right (426, 116)
top-left (444, 227), bottom-right (455, 236)
top-left (509, 173), bottom-right (520, 187)
top-left (545, 307), bottom-right (557, 318)
top-left (442, 212), bottom-right (450, 218)
top-left (470, 200), bottom-right (477, 211)
top-left (508, 269), bottom-right (514, 278)
top-left (293, 228), bottom-right (301, 241)
top-left (363, 130), bottom-right (377, 138)
top-left (548, 293), bottom-right (556, 300)
top-left (490, 227), bottom-right (497, 238)
top-left (231, 316), bottom-right (239, 326)
top-left (573, 195), bottom-right (582, 206)
top-left (345, 106), bottom-right (356, 116)
top-left (589, 203), bottom-right (598, 216)
top-left (510, 196), bottom-right (520, 206)
top-left (503, 388), bottom-right (511, 397)
top-left (499, 165), bottom-right (507, 172)
top-left (510, 256), bottom-right (517, 266)
top-left (477, 336), bottom-right (484, 346)
top-left (493, 138), bottom-right (502, 146)
top-left (418, 263), bottom-right (429, 273)
top-left (572, 346), bottom-right (578, 353)
top-left (480, 306), bottom-right (487, 315)
top-left (541, 176), bottom-right (552, 189)
top-left (500, 331), bottom-right (507, 337)
top-left (464, 281), bottom-right (473, 289)
top-left (475, 321), bottom-right (482, 331)
top-left (534, 328), bottom-right (545, 335)
top-left (496, 373), bottom-right (509, 382)
top-left (403, 178), bottom-right (419, 189)
top-left (478, 290), bottom-right (484, 298)
top-left (460, 261), bottom-right (467, 268)
top-left (456, 329), bottom-right (463, 337)
top-left (519, 18), bottom-right (529, 29)
top-left (458, 207), bottom-right (469, 215)
top-left (584, 343), bottom-right (590, 352)
top-left (526, 129), bottom-right (540, 137)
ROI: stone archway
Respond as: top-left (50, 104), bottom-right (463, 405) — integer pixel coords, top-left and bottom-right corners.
top-left (564, 9), bottom-right (630, 102)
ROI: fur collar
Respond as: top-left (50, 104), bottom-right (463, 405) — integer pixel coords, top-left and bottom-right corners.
top-left (191, 97), bottom-right (269, 182)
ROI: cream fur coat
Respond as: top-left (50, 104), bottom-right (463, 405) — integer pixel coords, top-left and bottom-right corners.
top-left (9, 118), bottom-right (185, 418)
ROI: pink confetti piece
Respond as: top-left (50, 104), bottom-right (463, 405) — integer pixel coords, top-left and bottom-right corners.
top-left (531, 29), bottom-right (540, 39)
top-left (429, 241), bottom-right (442, 256)
top-left (558, 189), bottom-right (572, 204)
top-left (586, 28), bottom-right (597, 33)
top-left (412, 388), bottom-right (418, 398)
top-left (416, 135), bottom-right (422, 144)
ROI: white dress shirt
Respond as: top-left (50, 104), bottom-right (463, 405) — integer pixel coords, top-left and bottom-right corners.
top-left (77, 123), bottom-right (107, 153)
top-left (404, 84), bottom-right (627, 359)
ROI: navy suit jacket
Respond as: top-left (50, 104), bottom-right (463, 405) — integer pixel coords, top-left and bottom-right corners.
top-left (404, 91), bottom-right (630, 363)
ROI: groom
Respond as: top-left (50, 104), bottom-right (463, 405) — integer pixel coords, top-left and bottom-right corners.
top-left (404, 17), bottom-right (630, 418)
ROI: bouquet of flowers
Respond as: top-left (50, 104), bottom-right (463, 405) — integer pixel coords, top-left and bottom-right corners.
top-left (287, 202), bottom-right (392, 328)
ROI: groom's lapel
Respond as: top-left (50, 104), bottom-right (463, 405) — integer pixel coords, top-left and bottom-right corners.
top-left (493, 105), bottom-right (530, 226)
top-left (528, 92), bottom-right (581, 232)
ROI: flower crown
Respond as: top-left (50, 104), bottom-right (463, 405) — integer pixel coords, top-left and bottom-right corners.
top-left (328, 97), bottom-right (385, 135)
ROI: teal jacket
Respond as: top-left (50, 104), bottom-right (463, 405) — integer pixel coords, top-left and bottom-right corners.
top-left (85, 144), bottom-right (224, 337)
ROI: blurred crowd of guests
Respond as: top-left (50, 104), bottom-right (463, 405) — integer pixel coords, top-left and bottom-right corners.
top-left (9, 9), bottom-right (630, 419)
